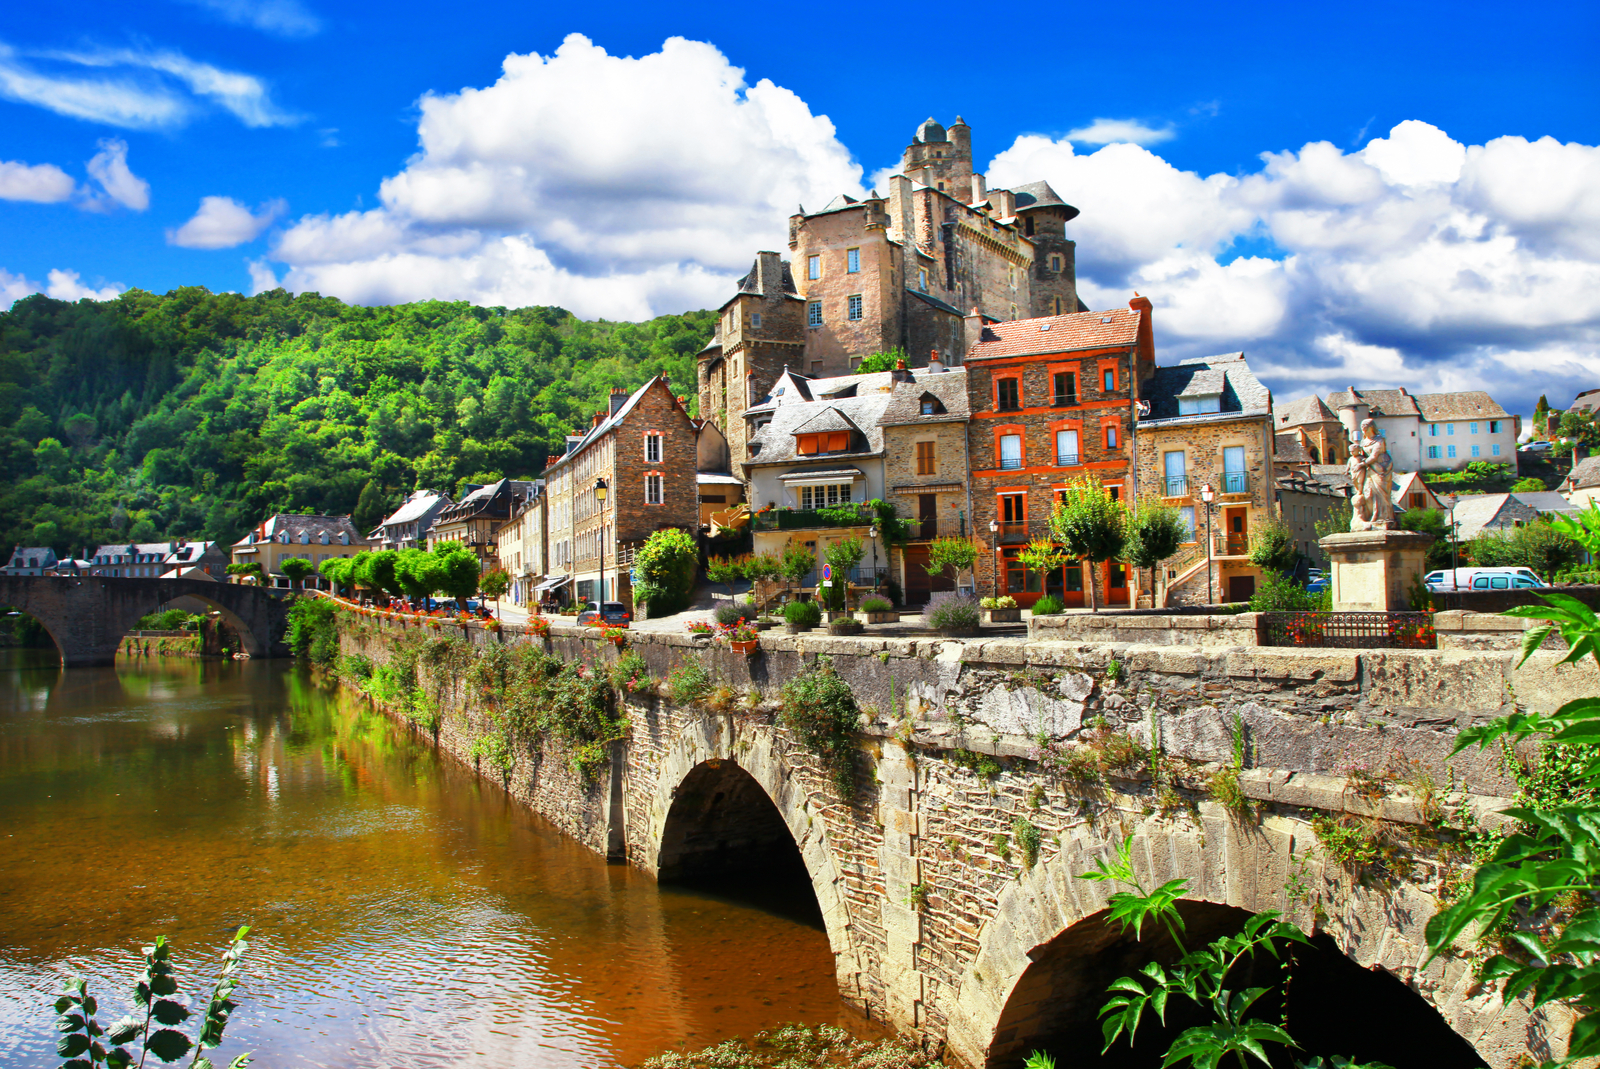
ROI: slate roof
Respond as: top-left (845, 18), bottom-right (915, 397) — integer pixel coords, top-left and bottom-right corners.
top-left (1274, 434), bottom-right (1311, 465)
top-left (908, 288), bottom-right (964, 317)
top-left (744, 373), bottom-right (895, 467)
top-left (1275, 395), bottom-right (1338, 427)
top-left (732, 258), bottom-right (799, 297)
top-left (1310, 464), bottom-right (1353, 492)
top-left (1326, 388), bottom-right (1421, 418)
top-left (1415, 391), bottom-right (1510, 421)
top-left (235, 514), bottom-right (363, 548)
top-left (1139, 353), bottom-right (1271, 424)
top-left (1009, 181), bottom-right (1080, 222)
top-left (1513, 491), bottom-right (1580, 515)
top-left (1566, 456), bottom-right (1600, 491)
top-left (967, 307), bottom-right (1142, 361)
top-left (878, 368), bottom-right (971, 426)
top-left (1448, 494), bottom-right (1543, 541)
top-left (382, 489), bottom-right (451, 528)
top-left (794, 406), bottom-right (863, 436)
top-left (1570, 388), bottom-right (1600, 415)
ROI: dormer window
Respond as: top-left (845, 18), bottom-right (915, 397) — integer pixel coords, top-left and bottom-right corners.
top-left (797, 432), bottom-right (850, 455)
top-left (320, 532), bottom-right (329, 545)
top-left (1178, 394), bottom-right (1223, 415)
top-left (920, 393), bottom-right (946, 416)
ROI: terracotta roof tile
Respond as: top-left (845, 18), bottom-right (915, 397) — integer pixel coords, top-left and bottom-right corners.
top-left (966, 307), bottom-right (1141, 361)
top-left (1414, 391), bottom-right (1509, 421)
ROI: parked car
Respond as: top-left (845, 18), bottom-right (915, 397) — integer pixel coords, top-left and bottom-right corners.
top-left (575, 601), bottom-right (631, 627)
top-left (1305, 576), bottom-right (1330, 595)
top-left (1425, 567), bottom-right (1544, 592)
top-left (1520, 440), bottom-right (1554, 454)
top-left (1468, 573), bottom-right (1546, 591)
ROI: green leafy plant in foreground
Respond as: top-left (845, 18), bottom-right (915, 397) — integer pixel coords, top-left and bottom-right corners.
top-left (54, 926), bottom-right (252, 1068)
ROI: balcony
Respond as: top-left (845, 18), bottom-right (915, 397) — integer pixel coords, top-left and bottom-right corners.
top-left (1220, 471), bottom-right (1249, 495)
top-left (1214, 533), bottom-right (1250, 557)
top-left (1056, 452), bottom-right (1080, 467)
top-left (1052, 394), bottom-right (1079, 408)
top-left (753, 505), bottom-right (876, 531)
top-left (999, 457), bottom-right (1024, 471)
top-left (1163, 477), bottom-right (1189, 497)
top-left (997, 523), bottom-right (1030, 545)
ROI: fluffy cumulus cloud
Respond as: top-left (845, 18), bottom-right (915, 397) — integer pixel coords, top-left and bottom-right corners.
top-left (83, 139), bottom-right (150, 211)
top-left (0, 267), bottom-right (125, 310)
top-left (0, 158), bottom-right (75, 203)
top-left (268, 34), bottom-right (863, 319)
top-left (169, 195), bottom-right (286, 249)
top-left (987, 119), bottom-right (1600, 416)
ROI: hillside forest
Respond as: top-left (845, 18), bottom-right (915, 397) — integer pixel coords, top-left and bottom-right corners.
top-left (0, 287), bottom-right (715, 556)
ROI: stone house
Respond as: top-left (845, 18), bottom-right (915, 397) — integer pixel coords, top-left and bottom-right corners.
top-left (1325, 387), bottom-right (1519, 473)
top-left (543, 377), bottom-right (700, 611)
top-left (160, 541), bottom-right (229, 580)
top-left (1447, 493), bottom-right (1545, 542)
top-left (1560, 456), bottom-right (1600, 508)
top-left (963, 298), bottom-right (1152, 607)
top-left (698, 115), bottom-right (1083, 466)
top-left (230, 514), bottom-right (363, 588)
top-left (90, 541), bottom-right (226, 580)
top-left (376, 490), bottom-right (452, 552)
top-left (493, 486), bottom-right (547, 608)
top-left (1392, 471), bottom-right (1443, 514)
top-left (1135, 352), bottom-right (1276, 605)
top-left (1276, 473), bottom-right (1347, 567)
top-left (1273, 395), bottom-right (1347, 466)
top-left (428, 478), bottom-right (538, 571)
top-left (3, 545), bottom-right (58, 575)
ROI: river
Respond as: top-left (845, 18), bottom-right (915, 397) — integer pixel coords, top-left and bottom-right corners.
top-left (0, 650), bottom-right (858, 1068)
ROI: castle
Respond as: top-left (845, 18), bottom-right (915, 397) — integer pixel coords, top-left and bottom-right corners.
top-left (697, 116), bottom-right (1083, 463)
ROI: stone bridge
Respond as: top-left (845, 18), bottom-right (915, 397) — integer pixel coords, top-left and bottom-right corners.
top-left (338, 615), bottom-right (1598, 1068)
top-left (0, 575), bottom-right (292, 666)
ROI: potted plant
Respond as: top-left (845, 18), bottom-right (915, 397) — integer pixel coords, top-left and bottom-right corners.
top-left (923, 593), bottom-right (982, 637)
top-left (783, 599), bottom-right (822, 634)
top-left (828, 615), bottom-right (865, 635)
top-left (685, 619), bottom-right (714, 644)
top-left (718, 617), bottom-right (760, 654)
top-left (527, 615), bottom-right (551, 638)
top-left (981, 595), bottom-right (1021, 623)
top-left (857, 595), bottom-right (897, 624)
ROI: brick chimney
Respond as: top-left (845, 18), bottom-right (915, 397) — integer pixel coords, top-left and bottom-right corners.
top-left (755, 250), bottom-right (783, 295)
top-left (591, 411), bottom-right (605, 429)
top-left (992, 188), bottom-right (1016, 219)
top-left (609, 385), bottom-right (628, 416)
top-left (928, 349), bottom-right (946, 374)
top-left (1128, 293), bottom-right (1155, 379)
top-left (963, 307), bottom-right (994, 359)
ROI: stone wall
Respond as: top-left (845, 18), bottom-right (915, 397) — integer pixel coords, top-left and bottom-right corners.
top-left (332, 612), bottom-right (1588, 1068)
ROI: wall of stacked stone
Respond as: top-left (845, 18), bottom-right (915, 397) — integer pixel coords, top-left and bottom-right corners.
top-left (330, 612), bottom-right (1592, 1066)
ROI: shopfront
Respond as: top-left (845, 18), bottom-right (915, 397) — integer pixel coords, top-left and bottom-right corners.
top-left (997, 545), bottom-right (1129, 608)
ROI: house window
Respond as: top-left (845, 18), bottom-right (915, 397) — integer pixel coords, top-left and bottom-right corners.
top-left (1105, 424), bottom-right (1118, 449)
top-left (645, 474), bottom-right (663, 504)
top-left (916, 441), bottom-right (936, 475)
top-left (996, 377), bottom-right (1021, 411)
top-left (1053, 297), bottom-right (1062, 315)
top-left (847, 248), bottom-right (860, 273)
top-left (808, 301), bottom-right (822, 327)
top-left (800, 483), bottom-right (853, 508)
top-left (1492, 444), bottom-right (1501, 456)
top-left (1049, 254), bottom-right (1062, 272)
top-left (645, 433), bottom-right (662, 463)
top-left (751, 313), bottom-right (762, 328)
top-left (1429, 424), bottom-right (1438, 437)
top-left (847, 294), bottom-right (863, 321)
top-left (797, 432), bottom-right (850, 454)
top-left (1470, 422), bottom-right (1479, 434)
top-left (1008, 266), bottom-right (1016, 290)
top-left (1471, 445), bottom-right (1481, 457)
top-left (1179, 506), bottom-right (1197, 541)
top-left (1178, 394), bottom-right (1221, 415)
top-left (1053, 372), bottom-right (1077, 406)
top-left (1056, 429), bottom-right (1080, 466)
top-left (808, 255), bottom-right (821, 280)
top-left (1103, 368), bottom-right (1116, 392)
top-left (1427, 445), bottom-right (1440, 459)
top-left (1447, 444), bottom-right (1457, 458)
top-left (1490, 420), bottom-right (1501, 433)
top-left (999, 433), bottom-right (1023, 469)
top-left (1447, 424), bottom-right (1455, 435)
top-left (918, 268), bottom-right (928, 292)
top-left (1163, 451), bottom-right (1187, 496)
top-left (1000, 493), bottom-right (1026, 524)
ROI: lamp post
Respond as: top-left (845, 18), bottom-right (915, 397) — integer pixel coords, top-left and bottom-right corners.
top-left (989, 517), bottom-right (1001, 597)
top-left (867, 523), bottom-right (880, 593)
top-left (593, 477), bottom-right (608, 607)
top-left (1200, 483), bottom-right (1216, 605)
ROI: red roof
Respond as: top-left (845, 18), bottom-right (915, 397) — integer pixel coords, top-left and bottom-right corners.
top-left (966, 308), bottom-right (1142, 361)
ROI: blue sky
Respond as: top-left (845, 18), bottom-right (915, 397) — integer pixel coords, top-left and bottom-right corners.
top-left (2, 0), bottom-right (1598, 416)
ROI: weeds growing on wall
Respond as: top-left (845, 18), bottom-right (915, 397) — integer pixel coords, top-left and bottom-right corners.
top-left (667, 658), bottom-right (712, 705)
top-left (286, 596), bottom-right (339, 666)
top-left (778, 661), bottom-right (862, 799)
top-left (609, 650), bottom-right (651, 694)
top-left (945, 747), bottom-right (1002, 780)
top-left (638, 1023), bottom-right (933, 1069)
top-left (1013, 817), bottom-right (1042, 869)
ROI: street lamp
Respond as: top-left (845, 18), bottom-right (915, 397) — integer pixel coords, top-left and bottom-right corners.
top-left (867, 523), bottom-right (880, 593)
top-left (593, 477), bottom-right (608, 606)
top-left (1200, 483), bottom-right (1216, 605)
top-left (989, 518), bottom-right (1001, 598)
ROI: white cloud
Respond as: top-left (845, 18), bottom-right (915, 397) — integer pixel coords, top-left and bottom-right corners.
top-left (0, 159), bottom-right (75, 203)
top-left (247, 259), bottom-right (281, 294)
top-left (178, 0), bottom-right (322, 37)
top-left (83, 139), bottom-right (150, 211)
top-left (169, 195), bottom-right (286, 248)
top-left (1063, 118), bottom-right (1176, 146)
top-left (44, 269), bottom-right (123, 302)
top-left (987, 120), bottom-right (1600, 417)
top-left (0, 268), bottom-right (39, 310)
top-left (269, 34), bottom-right (862, 317)
top-left (0, 39), bottom-right (295, 129)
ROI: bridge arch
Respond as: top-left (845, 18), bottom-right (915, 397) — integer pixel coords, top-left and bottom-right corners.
top-left (943, 813), bottom-right (1566, 1069)
top-left (642, 714), bottom-right (864, 1000)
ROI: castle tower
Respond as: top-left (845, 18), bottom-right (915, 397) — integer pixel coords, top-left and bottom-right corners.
top-left (899, 116), bottom-right (974, 198)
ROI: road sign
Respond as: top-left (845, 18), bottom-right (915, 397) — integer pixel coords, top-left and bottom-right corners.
top-left (821, 563), bottom-right (833, 581)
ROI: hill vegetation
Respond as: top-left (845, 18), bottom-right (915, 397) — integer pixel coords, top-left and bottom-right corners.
top-left (0, 287), bottom-right (714, 555)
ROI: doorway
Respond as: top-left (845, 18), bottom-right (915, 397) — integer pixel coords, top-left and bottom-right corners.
top-left (1223, 507), bottom-right (1249, 555)
top-left (1228, 574), bottom-right (1256, 602)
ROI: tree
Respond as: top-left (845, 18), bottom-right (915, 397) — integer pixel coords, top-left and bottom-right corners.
top-left (394, 547), bottom-right (441, 603)
top-left (853, 348), bottom-right (905, 375)
top-left (1470, 521), bottom-right (1580, 580)
top-left (1047, 477), bottom-right (1126, 613)
top-left (226, 561), bottom-right (264, 585)
top-left (632, 527), bottom-right (698, 615)
top-left (1016, 538), bottom-right (1066, 598)
top-left (479, 568), bottom-right (511, 616)
top-left (31, 520), bottom-right (59, 550)
top-left (1314, 500), bottom-right (1352, 541)
top-left (1558, 408), bottom-right (1600, 450)
top-left (1397, 507), bottom-right (1453, 569)
top-left (823, 536), bottom-right (865, 610)
top-left (355, 549), bottom-right (404, 601)
top-left (319, 556), bottom-right (354, 597)
top-left (779, 540), bottom-right (815, 602)
top-left (1123, 501), bottom-right (1187, 599)
top-left (353, 479), bottom-right (389, 532)
top-left (279, 556), bottom-right (314, 592)
top-left (926, 535), bottom-right (979, 588)
top-left (706, 554), bottom-right (744, 599)
top-left (1248, 516), bottom-right (1298, 574)
top-left (33, 437), bottom-right (69, 480)
top-left (433, 546), bottom-right (483, 608)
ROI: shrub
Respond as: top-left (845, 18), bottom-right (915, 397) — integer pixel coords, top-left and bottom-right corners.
top-left (980, 596), bottom-right (998, 609)
top-left (1248, 570), bottom-right (1321, 612)
top-left (609, 650), bottom-right (650, 693)
top-left (783, 599), bottom-right (822, 627)
top-left (924, 592), bottom-right (980, 631)
top-left (859, 596), bottom-right (893, 613)
top-left (829, 617), bottom-right (864, 635)
top-left (1013, 817), bottom-right (1042, 869)
top-left (779, 663), bottom-right (862, 797)
top-left (996, 595), bottom-right (1017, 608)
top-left (715, 599), bottom-right (758, 626)
top-left (633, 527), bottom-right (698, 615)
top-left (667, 658), bottom-right (712, 704)
top-left (1032, 594), bottom-right (1065, 616)
top-left (285, 596), bottom-right (339, 666)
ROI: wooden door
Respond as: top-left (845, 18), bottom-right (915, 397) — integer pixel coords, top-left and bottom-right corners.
top-left (918, 494), bottom-right (937, 540)
top-left (1225, 507), bottom-right (1249, 555)
top-left (1228, 574), bottom-right (1256, 602)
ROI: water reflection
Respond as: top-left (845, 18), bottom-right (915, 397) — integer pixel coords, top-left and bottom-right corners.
top-left (0, 651), bottom-right (850, 1067)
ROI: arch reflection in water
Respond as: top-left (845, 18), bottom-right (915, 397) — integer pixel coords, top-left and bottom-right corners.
top-left (989, 901), bottom-right (1486, 1069)
top-left (0, 655), bottom-right (850, 1069)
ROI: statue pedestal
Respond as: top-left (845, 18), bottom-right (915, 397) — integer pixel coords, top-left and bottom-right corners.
top-left (1319, 530), bottom-right (1434, 612)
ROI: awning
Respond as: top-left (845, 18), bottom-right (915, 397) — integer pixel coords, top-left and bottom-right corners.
top-left (893, 482), bottom-right (964, 494)
top-left (778, 467), bottom-right (864, 482)
top-left (531, 575), bottom-right (571, 594)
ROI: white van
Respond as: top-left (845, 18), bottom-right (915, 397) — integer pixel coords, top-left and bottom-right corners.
top-left (1424, 567), bottom-right (1545, 592)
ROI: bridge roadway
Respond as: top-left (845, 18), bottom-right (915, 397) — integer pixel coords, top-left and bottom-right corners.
top-left (0, 575), bottom-right (291, 666)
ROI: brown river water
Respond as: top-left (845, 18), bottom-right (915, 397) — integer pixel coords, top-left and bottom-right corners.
top-left (0, 650), bottom-right (858, 1068)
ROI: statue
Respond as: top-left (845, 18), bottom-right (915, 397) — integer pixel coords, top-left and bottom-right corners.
top-left (1346, 418), bottom-right (1395, 531)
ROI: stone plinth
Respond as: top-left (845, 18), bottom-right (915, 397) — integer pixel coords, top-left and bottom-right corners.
top-left (1319, 529), bottom-right (1434, 611)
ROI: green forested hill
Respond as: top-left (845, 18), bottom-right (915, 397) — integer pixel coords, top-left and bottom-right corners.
top-left (0, 286), bottom-right (715, 554)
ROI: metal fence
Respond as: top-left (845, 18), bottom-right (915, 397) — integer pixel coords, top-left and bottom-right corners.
top-left (1257, 611), bottom-right (1436, 649)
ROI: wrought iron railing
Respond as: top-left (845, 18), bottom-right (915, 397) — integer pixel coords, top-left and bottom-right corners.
top-left (1257, 612), bottom-right (1436, 649)
top-left (753, 506), bottom-right (874, 531)
top-left (1053, 393), bottom-right (1078, 407)
top-left (999, 457), bottom-right (1024, 470)
top-left (1221, 471), bottom-right (1249, 494)
top-left (1164, 477), bottom-right (1189, 497)
top-left (1056, 452), bottom-right (1080, 467)
top-left (1214, 534), bottom-right (1249, 556)
top-left (997, 523), bottom-right (1030, 544)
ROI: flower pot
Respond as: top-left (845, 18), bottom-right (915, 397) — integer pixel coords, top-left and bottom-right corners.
top-left (857, 611), bottom-right (897, 624)
top-left (828, 620), bottom-right (865, 636)
top-left (938, 625), bottom-right (981, 638)
top-left (730, 638), bottom-right (759, 655)
top-left (822, 610), bottom-right (851, 624)
top-left (983, 608), bottom-right (1022, 623)
top-left (784, 622), bottom-right (807, 635)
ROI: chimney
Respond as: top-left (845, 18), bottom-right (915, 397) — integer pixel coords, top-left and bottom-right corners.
top-left (929, 349), bottom-right (946, 374)
top-left (891, 357), bottom-right (911, 383)
top-left (591, 411), bottom-right (605, 429)
top-left (609, 385), bottom-right (628, 416)
top-left (888, 174), bottom-right (916, 250)
top-left (756, 250), bottom-right (783, 295)
top-left (992, 188), bottom-right (1016, 219)
top-left (1128, 293), bottom-right (1155, 379)
top-left (963, 306), bottom-right (994, 358)
top-left (970, 174), bottom-right (987, 205)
